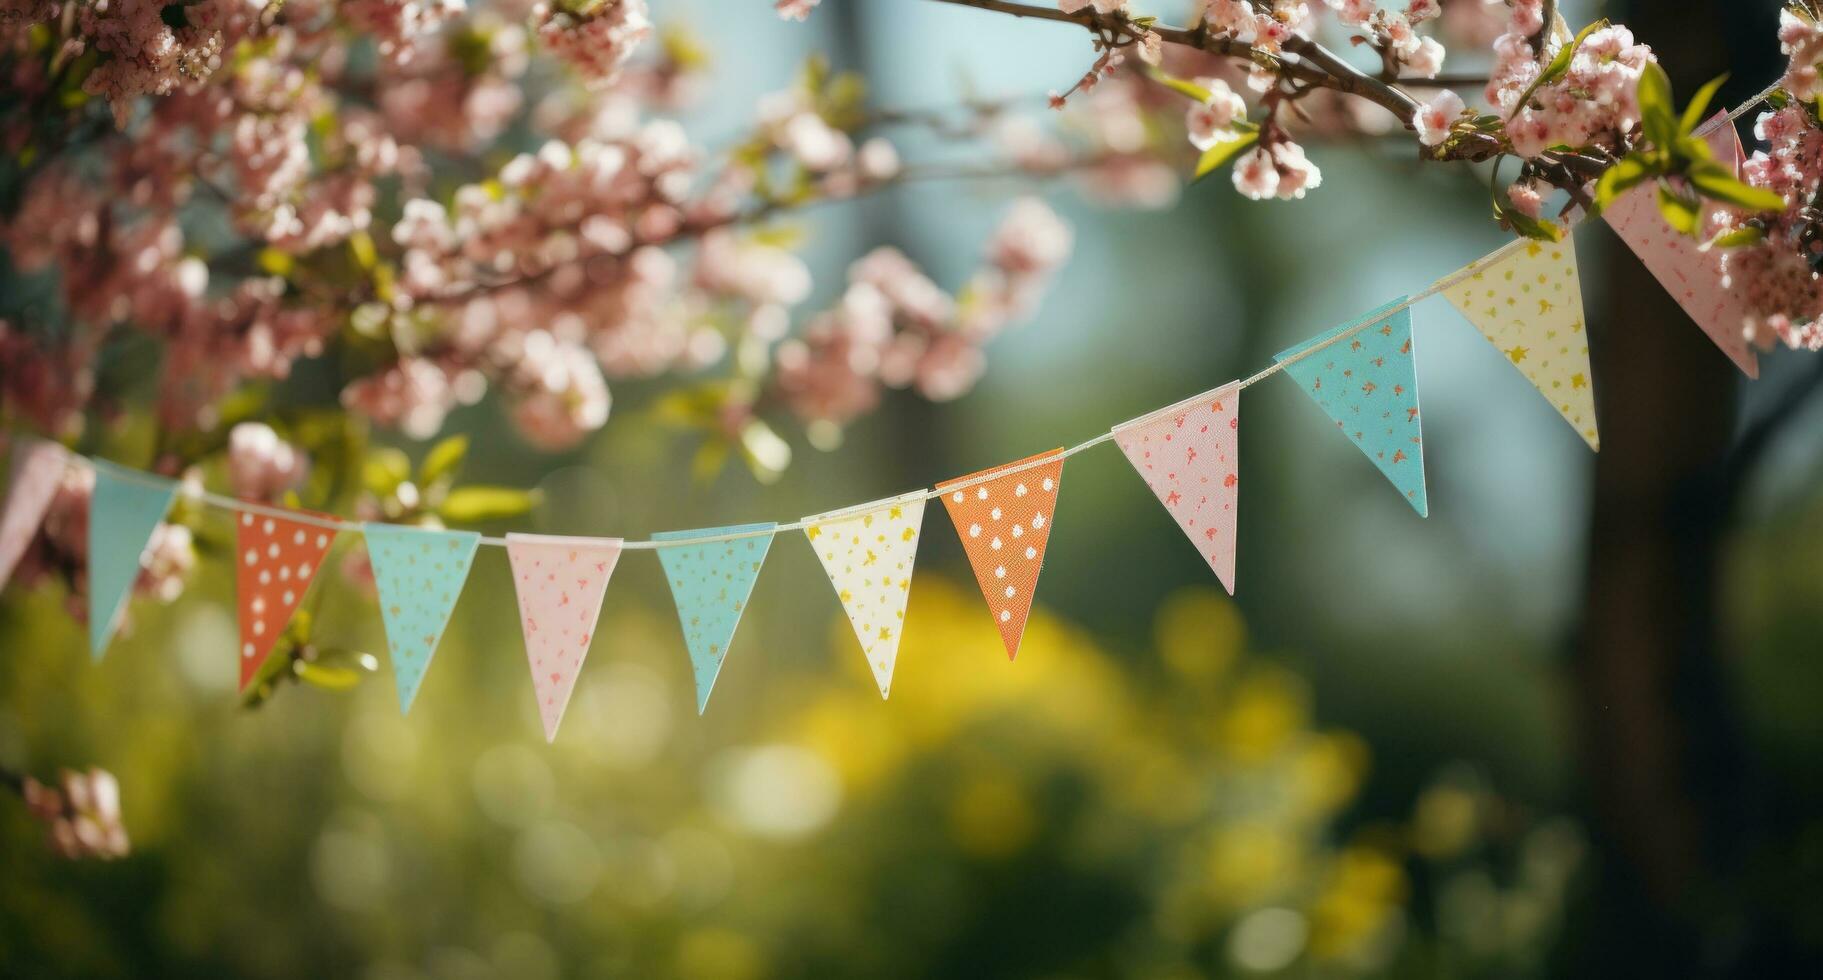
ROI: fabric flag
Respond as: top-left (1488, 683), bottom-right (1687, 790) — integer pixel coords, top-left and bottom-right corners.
top-left (235, 510), bottom-right (338, 690)
top-left (362, 523), bottom-right (481, 713)
top-left (505, 533), bottom-right (622, 741)
top-left (1441, 239), bottom-right (1600, 451)
top-left (1113, 383), bottom-right (1241, 594)
top-left (0, 437), bottom-right (68, 593)
top-left (1603, 115), bottom-right (1759, 378)
top-left (654, 523), bottom-right (775, 714)
top-left (938, 450), bottom-right (1065, 661)
top-left (803, 491), bottom-right (926, 698)
top-left (1275, 297), bottom-right (1427, 516)
top-left (88, 461), bottom-right (180, 659)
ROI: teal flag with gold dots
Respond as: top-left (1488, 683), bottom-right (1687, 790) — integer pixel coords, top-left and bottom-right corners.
top-left (363, 523), bottom-right (481, 714)
top-left (655, 523), bottom-right (776, 714)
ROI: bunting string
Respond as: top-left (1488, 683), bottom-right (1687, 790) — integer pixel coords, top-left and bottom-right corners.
top-left (0, 84), bottom-right (1791, 720)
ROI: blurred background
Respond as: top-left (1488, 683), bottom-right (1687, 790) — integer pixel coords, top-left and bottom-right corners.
top-left (3, 1), bottom-right (1822, 978)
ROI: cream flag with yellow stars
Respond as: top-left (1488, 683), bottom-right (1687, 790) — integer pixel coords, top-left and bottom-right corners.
top-left (1441, 238), bottom-right (1599, 451)
top-left (803, 491), bottom-right (926, 698)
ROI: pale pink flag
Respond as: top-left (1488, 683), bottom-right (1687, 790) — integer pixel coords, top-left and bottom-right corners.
top-left (1603, 115), bottom-right (1759, 378)
top-left (0, 438), bottom-right (68, 592)
top-left (505, 533), bottom-right (622, 741)
top-left (1113, 383), bottom-right (1241, 594)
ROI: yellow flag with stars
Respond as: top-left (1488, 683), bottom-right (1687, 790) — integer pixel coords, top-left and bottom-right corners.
top-left (1441, 238), bottom-right (1599, 451)
top-left (803, 491), bottom-right (927, 699)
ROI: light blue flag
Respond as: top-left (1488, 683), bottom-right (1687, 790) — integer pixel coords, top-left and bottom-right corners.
top-left (1275, 297), bottom-right (1428, 516)
top-left (88, 461), bottom-right (180, 659)
top-left (654, 522), bottom-right (776, 714)
top-left (362, 523), bottom-right (481, 714)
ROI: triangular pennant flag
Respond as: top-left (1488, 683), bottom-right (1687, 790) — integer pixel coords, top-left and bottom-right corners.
top-left (235, 509), bottom-right (338, 691)
top-left (654, 523), bottom-right (775, 714)
top-left (803, 491), bottom-right (926, 698)
top-left (1441, 238), bottom-right (1600, 451)
top-left (1114, 384), bottom-right (1241, 594)
top-left (1275, 298), bottom-right (1428, 516)
top-left (362, 523), bottom-right (481, 713)
top-left (0, 438), bottom-right (68, 592)
top-left (1604, 115), bottom-right (1759, 378)
top-left (938, 450), bottom-right (1065, 661)
top-left (505, 533), bottom-right (622, 741)
top-left (88, 461), bottom-right (180, 658)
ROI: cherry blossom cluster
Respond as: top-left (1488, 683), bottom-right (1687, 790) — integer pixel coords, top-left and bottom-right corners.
top-left (20, 768), bottom-right (130, 860)
top-left (770, 197), bottom-right (1074, 426)
top-left (531, 0), bottom-right (649, 87)
top-left (1484, 3), bottom-right (1656, 158)
top-left (1, 0), bottom-right (1096, 464)
top-left (1720, 104), bottom-right (1823, 352)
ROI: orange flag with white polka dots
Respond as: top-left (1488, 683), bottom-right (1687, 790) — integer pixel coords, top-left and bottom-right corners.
top-left (938, 450), bottom-right (1064, 661)
top-left (236, 509), bottom-right (337, 690)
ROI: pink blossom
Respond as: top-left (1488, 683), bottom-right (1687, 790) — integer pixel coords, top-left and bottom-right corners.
top-left (1269, 141), bottom-right (1322, 199)
top-left (227, 422), bottom-right (309, 502)
top-left (1506, 179), bottom-right (1546, 219)
top-left (504, 332), bottom-right (612, 451)
top-left (1404, 0), bottom-right (1440, 23)
top-left (1415, 89), bottom-right (1464, 146)
top-left (986, 197), bottom-right (1073, 276)
top-left (1328, 0), bottom-right (1375, 29)
top-left (1232, 146), bottom-right (1280, 200)
top-left (533, 0), bottom-right (649, 87)
top-left (1404, 36), bottom-right (1445, 79)
top-left (775, 0), bottom-right (819, 20)
top-left (778, 112), bottom-right (854, 172)
top-left (1780, 8), bottom-right (1823, 102)
top-left (1185, 77), bottom-right (1249, 150)
top-left (24, 769), bottom-right (129, 860)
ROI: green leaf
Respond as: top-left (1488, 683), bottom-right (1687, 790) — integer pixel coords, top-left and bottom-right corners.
top-left (1678, 73), bottom-right (1729, 137)
top-left (1687, 162), bottom-right (1787, 213)
top-left (437, 486), bottom-right (540, 524)
top-left (418, 434), bottom-right (468, 486)
top-left (1192, 130), bottom-right (1260, 183)
top-left (1709, 226), bottom-right (1765, 248)
top-left (1144, 68), bottom-right (1211, 103)
top-left (256, 248), bottom-right (295, 277)
top-left (1638, 62), bottom-right (1676, 150)
top-left (1508, 19), bottom-right (1608, 122)
top-left (362, 448), bottom-right (411, 497)
top-left (295, 661), bottom-right (363, 691)
top-left (737, 419), bottom-right (791, 485)
top-left (691, 440), bottom-right (730, 483)
top-left (1496, 200), bottom-right (1567, 242)
top-left (1592, 153), bottom-right (1657, 213)
top-left (1656, 183), bottom-right (1702, 235)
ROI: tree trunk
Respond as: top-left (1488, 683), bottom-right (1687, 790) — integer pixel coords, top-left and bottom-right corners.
top-left (1564, 3), bottom-right (1780, 975)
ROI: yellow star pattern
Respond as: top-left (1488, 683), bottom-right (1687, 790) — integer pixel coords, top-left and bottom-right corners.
top-left (802, 491), bottom-right (926, 698)
top-left (1441, 237), bottom-right (1599, 451)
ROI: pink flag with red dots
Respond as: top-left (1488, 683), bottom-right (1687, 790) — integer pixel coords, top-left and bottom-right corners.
top-left (1604, 115), bottom-right (1759, 378)
top-left (938, 450), bottom-right (1065, 661)
top-left (236, 509), bottom-right (338, 690)
top-left (0, 437), bottom-right (67, 593)
top-left (1114, 384), bottom-right (1241, 595)
top-left (505, 533), bottom-right (621, 741)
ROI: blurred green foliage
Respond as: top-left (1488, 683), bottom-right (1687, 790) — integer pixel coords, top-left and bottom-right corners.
top-left (0, 549), bottom-right (1582, 978)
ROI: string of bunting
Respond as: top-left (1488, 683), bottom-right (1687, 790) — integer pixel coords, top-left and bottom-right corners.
top-left (0, 96), bottom-right (1777, 741)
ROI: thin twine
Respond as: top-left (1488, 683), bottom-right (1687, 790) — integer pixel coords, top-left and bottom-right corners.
top-left (56, 83), bottom-right (1784, 552)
